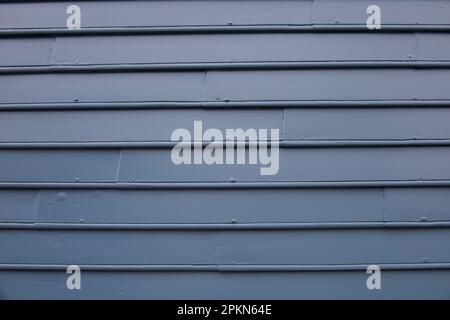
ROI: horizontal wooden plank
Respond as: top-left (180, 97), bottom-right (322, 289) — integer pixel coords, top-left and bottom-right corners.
top-left (385, 188), bottom-right (450, 222)
top-left (284, 108), bottom-right (450, 140)
top-left (2, 69), bottom-right (450, 104)
top-left (34, 188), bottom-right (384, 224)
top-left (4, 33), bottom-right (450, 67)
top-left (1, 228), bottom-right (449, 265)
top-left (1, 108), bottom-right (450, 143)
top-left (0, 1), bottom-right (313, 29)
top-left (0, 72), bottom-right (205, 103)
top-left (0, 109), bottom-right (282, 143)
top-left (1, 269), bottom-right (450, 299)
top-left (0, 147), bottom-right (448, 182)
top-left (201, 69), bottom-right (450, 102)
top-left (1, 1), bottom-right (449, 30)
top-left (51, 32), bottom-right (450, 66)
top-left (314, 0), bottom-right (450, 26)
top-left (2, 187), bottom-right (449, 224)
top-left (5, 33), bottom-right (449, 67)
top-left (416, 33), bottom-right (450, 60)
top-left (0, 190), bottom-right (38, 222)
top-left (0, 150), bottom-right (120, 182)
top-left (118, 147), bottom-right (450, 182)
top-left (0, 38), bottom-right (53, 66)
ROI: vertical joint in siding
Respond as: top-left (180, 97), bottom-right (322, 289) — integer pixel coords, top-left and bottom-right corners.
top-left (48, 36), bottom-right (56, 65)
top-left (115, 149), bottom-right (123, 182)
top-left (32, 190), bottom-right (41, 223)
top-left (200, 70), bottom-right (209, 103)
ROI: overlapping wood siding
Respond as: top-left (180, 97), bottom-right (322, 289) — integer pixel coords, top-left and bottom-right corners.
top-left (1, 0), bottom-right (450, 299)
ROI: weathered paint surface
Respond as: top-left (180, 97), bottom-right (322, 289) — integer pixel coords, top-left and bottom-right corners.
top-left (0, 0), bottom-right (450, 299)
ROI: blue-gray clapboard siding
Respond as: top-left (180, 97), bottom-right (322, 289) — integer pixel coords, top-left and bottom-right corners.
top-left (0, 0), bottom-right (450, 300)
